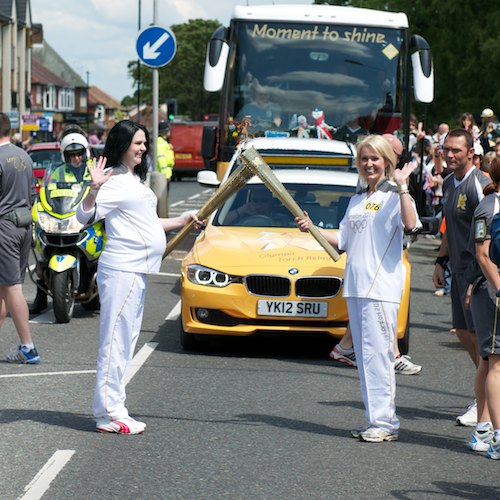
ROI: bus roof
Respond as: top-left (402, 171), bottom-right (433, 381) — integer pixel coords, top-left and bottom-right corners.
top-left (232, 4), bottom-right (409, 29)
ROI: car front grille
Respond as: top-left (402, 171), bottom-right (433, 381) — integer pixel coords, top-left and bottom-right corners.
top-left (296, 277), bottom-right (342, 298)
top-left (244, 275), bottom-right (342, 298)
top-left (245, 275), bottom-right (290, 297)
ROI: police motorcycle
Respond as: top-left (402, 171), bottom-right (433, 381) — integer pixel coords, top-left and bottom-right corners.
top-left (30, 132), bottom-right (105, 323)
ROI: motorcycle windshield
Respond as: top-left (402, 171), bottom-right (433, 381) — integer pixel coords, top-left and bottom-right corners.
top-left (40, 164), bottom-right (90, 216)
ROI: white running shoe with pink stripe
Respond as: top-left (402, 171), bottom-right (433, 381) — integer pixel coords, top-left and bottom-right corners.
top-left (96, 416), bottom-right (146, 434)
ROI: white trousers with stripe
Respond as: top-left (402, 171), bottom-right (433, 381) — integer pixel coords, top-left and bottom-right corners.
top-left (93, 265), bottom-right (147, 420)
top-left (347, 297), bottom-right (400, 433)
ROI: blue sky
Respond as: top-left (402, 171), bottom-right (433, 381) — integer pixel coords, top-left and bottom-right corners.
top-left (30, 0), bottom-right (311, 102)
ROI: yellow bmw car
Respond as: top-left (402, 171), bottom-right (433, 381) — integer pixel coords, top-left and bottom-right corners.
top-left (180, 138), bottom-right (411, 351)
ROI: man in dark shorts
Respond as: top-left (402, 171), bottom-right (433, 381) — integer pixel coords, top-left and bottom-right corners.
top-left (433, 128), bottom-right (490, 425)
top-left (467, 159), bottom-right (500, 456)
top-left (0, 113), bottom-right (40, 363)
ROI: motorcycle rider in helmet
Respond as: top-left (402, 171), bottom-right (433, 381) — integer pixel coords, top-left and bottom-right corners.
top-left (29, 130), bottom-right (92, 314)
top-left (52, 132), bottom-right (92, 183)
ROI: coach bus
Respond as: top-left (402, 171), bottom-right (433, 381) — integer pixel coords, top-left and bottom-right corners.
top-left (201, 3), bottom-right (433, 178)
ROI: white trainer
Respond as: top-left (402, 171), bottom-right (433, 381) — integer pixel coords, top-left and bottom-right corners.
top-left (96, 416), bottom-right (146, 434)
top-left (394, 355), bottom-right (422, 375)
top-left (468, 428), bottom-right (493, 452)
top-left (329, 344), bottom-right (357, 367)
top-left (350, 426), bottom-right (369, 439)
top-left (456, 401), bottom-right (477, 427)
top-left (358, 427), bottom-right (398, 442)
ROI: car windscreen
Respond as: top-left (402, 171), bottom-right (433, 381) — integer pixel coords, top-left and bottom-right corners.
top-left (29, 150), bottom-right (63, 170)
top-left (225, 21), bottom-right (403, 142)
top-left (214, 183), bottom-right (356, 228)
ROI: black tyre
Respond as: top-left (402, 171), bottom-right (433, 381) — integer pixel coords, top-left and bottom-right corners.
top-left (180, 320), bottom-right (211, 351)
top-left (52, 270), bottom-right (75, 323)
top-left (398, 315), bottom-right (410, 355)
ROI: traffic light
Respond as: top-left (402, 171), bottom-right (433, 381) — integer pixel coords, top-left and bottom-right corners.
top-left (166, 98), bottom-right (178, 121)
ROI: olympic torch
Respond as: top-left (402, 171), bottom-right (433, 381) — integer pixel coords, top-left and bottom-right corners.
top-left (163, 161), bottom-right (255, 258)
top-left (240, 146), bottom-right (340, 262)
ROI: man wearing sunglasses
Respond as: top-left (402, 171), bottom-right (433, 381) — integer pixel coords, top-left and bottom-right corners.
top-left (51, 131), bottom-right (91, 183)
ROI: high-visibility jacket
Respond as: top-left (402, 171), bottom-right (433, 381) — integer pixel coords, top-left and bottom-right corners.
top-left (51, 163), bottom-right (91, 183)
top-left (157, 136), bottom-right (174, 180)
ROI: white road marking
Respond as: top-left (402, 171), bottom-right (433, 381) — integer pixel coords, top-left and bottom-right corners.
top-left (169, 200), bottom-right (185, 207)
top-left (15, 342), bottom-right (161, 498)
top-left (123, 341), bottom-right (158, 386)
top-left (19, 450), bottom-right (75, 500)
top-left (21, 216), bottom-right (189, 497)
top-left (0, 370), bottom-right (95, 379)
top-left (23, 206), bottom-right (193, 496)
top-left (1, 344), bottom-right (160, 384)
top-left (188, 193), bottom-right (201, 199)
top-left (29, 309), bottom-right (56, 324)
top-left (165, 300), bottom-right (181, 321)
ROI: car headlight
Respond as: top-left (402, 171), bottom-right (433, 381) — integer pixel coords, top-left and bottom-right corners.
top-left (187, 264), bottom-right (240, 288)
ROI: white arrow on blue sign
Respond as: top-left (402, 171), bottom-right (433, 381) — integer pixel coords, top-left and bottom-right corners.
top-left (136, 25), bottom-right (177, 68)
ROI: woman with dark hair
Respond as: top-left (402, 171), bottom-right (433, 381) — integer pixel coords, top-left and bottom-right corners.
top-left (460, 112), bottom-right (478, 135)
top-left (102, 120), bottom-right (150, 181)
top-left (76, 120), bottom-right (201, 434)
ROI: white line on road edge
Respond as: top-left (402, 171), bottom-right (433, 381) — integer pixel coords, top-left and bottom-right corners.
top-left (165, 300), bottom-right (181, 321)
top-left (19, 450), bottom-right (75, 500)
top-left (123, 341), bottom-right (159, 386)
top-left (152, 271), bottom-right (180, 277)
top-left (170, 200), bottom-right (185, 207)
top-left (0, 369), bottom-right (95, 379)
top-left (17, 343), bottom-right (160, 498)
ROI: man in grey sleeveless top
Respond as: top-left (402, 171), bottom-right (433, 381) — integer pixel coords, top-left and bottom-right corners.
top-left (0, 113), bottom-right (40, 363)
top-left (433, 128), bottom-right (490, 425)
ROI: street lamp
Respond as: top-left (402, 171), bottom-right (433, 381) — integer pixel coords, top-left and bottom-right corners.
top-left (86, 71), bottom-right (90, 134)
top-left (137, 0), bottom-right (141, 123)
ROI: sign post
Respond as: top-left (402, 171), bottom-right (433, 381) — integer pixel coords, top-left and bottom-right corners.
top-left (136, 7), bottom-right (177, 216)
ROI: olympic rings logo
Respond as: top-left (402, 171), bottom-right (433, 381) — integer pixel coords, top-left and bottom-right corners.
top-left (350, 218), bottom-right (368, 233)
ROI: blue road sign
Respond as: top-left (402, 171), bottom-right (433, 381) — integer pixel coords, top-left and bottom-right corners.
top-left (136, 25), bottom-right (177, 68)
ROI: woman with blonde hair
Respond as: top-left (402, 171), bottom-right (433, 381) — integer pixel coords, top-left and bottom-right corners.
top-left (296, 135), bottom-right (419, 442)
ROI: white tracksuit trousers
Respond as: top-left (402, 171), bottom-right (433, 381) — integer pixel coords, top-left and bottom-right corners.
top-left (93, 265), bottom-right (147, 420)
top-left (347, 297), bottom-right (400, 434)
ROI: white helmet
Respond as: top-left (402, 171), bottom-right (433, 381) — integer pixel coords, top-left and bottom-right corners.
top-left (60, 132), bottom-right (89, 163)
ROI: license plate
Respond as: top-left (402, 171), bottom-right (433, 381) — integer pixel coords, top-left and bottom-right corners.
top-left (175, 153), bottom-right (192, 159)
top-left (257, 300), bottom-right (327, 318)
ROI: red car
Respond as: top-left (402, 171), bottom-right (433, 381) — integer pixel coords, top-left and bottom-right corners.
top-left (170, 121), bottom-right (217, 180)
top-left (27, 142), bottom-right (61, 191)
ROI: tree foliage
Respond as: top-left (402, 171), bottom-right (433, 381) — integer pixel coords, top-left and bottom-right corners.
top-left (126, 19), bottom-right (221, 120)
top-left (314, 0), bottom-right (500, 127)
